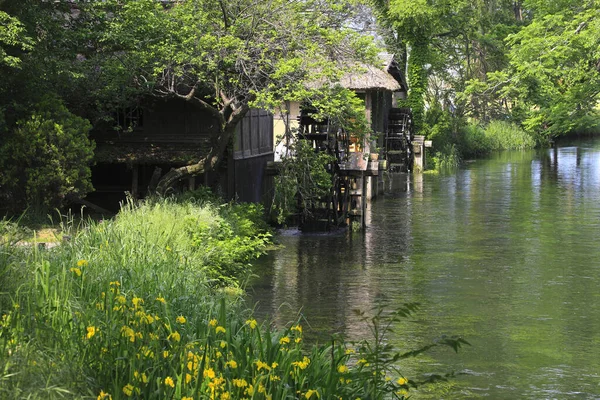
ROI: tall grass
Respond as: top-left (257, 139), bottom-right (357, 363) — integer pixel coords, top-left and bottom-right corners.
top-left (431, 144), bottom-right (462, 171)
top-left (461, 120), bottom-right (536, 159)
top-left (1, 196), bottom-right (465, 399)
top-left (483, 120), bottom-right (536, 151)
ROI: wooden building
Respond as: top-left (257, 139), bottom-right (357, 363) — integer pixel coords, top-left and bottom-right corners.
top-left (272, 54), bottom-right (410, 230)
top-left (273, 53), bottom-right (408, 157)
top-left (89, 98), bottom-right (273, 210)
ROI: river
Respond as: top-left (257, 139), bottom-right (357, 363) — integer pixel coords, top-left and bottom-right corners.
top-left (248, 139), bottom-right (600, 399)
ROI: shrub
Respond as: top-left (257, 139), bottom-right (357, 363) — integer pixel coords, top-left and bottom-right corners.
top-left (460, 123), bottom-right (490, 158)
top-left (427, 119), bottom-right (535, 170)
top-left (0, 99), bottom-right (94, 212)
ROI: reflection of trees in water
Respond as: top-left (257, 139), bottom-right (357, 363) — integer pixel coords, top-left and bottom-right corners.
top-left (250, 141), bottom-right (600, 397)
top-left (251, 175), bottom-right (416, 342)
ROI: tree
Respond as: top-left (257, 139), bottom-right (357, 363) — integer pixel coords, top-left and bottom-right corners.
top-left (466, 0), bottom-right (600, 138)
top-left (0, 9), bottom-right (33, 68)
top-left (0, 1), bottom-right (101, 212)
top-left (74, 0), bottom-right (377, 194)
top-left (372, 0), bottom-right (522, 128)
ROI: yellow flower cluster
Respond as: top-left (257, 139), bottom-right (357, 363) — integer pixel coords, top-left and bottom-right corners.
top-left (122, 383), bottom-right (135, 397)
top-left (292, 356), bottom-right (311, 370)
top-left (279, 336), bottom-right (290, 345)
top-left (168, 331), bottom-right (181, 342)
top-left (255, 360), bottom-right (270, 372)
top-left (164, 376), bottom-right (175, 388)
top-left (337, 364), bottom-right (348, 374)
top-left (86, 326), bottom-right (98, 339)
top-left (132, 297), bottom-right (144, 309)
top-left (134, 371), bottom-right (148, 384)
top-left (88, 284), bottom-right (362, 400)
top-left (232, 378), bottom-right (248, 388)
top-left (97, 390), bottom-right (111, 400)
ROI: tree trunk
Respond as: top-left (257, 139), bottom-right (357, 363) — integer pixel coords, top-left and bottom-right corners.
top-left (155, 106), bottom-right (246, 196)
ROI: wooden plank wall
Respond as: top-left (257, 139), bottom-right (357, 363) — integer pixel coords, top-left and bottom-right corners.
top-left (95, 100), bottom-right (219, 144)
top-left (230, 109), bottom-right (274, 204)
top-left (369, 90), bottom-right (393, 149)
top-left (233, 109), bottom-right (274, 160)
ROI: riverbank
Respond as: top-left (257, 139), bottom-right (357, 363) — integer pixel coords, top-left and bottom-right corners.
top-left (0, 195), bottom-right (461, 399)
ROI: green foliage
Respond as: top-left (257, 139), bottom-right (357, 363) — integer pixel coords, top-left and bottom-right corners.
top-left (114, 197), bottom-right (271, 285)
top-left (424, 105), bottom-right (535, 167)
top-left (80, 0), bottom-right (378, 120)
top-left (272, 139), bottom-right (336, 225)
top-left (431, 144), bottom-right (462, 171)
top-left (0, 99), bottom-right (94, 212)
top-left (350, 303), bottom-right (469, 399)
top-left (459, 120), bottom-right (535, 158)
top-left (483, 120), bottom-right (536, 150)
top-left (0, 10), bottom-right (33, 68)
top-left (375, 0), bottom-right (523, 133)
top-left (460, 123), bottom-right (489, 157)
top-left (300, 86), bottom-right (373, 146)
top-left (0, 200), bottom-right (464, 400)
top-left (425, 108), bottom-right (456, 150)
top-left (466, 1), bottom-right (600, 137)
top-left (405, 41), bottom-right (429, 133)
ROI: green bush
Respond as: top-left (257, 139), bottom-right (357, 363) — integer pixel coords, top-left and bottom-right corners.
top-left (460, 123), bottom-right (490, 158)
top-left (426, 117), bottom-right (536, 170)
top-left (0, 99), bottom-right (94, 212)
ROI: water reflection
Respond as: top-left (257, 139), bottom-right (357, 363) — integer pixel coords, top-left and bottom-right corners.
top-left (249, 139), bottom-right (600, 398)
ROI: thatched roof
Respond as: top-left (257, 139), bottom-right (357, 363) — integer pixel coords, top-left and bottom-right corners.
top-left (308, 53), bottom-right (403, 92)
top-left (340, 63), bottom-right (401, 91)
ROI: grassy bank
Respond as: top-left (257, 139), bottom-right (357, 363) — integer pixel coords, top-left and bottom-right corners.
top-left (1, 197), bottom-right (464, 399)
top-left (426, 113), bottom-right (538, 171)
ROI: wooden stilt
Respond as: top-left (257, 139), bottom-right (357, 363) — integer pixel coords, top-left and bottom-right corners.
top-left (361, 172), bottom-right (366, 229)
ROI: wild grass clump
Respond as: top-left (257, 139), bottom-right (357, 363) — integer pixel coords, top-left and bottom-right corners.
top-left (1, 195), bottom-right (466, 399)
top-left (483, 120), bottom-right (536, 151)
top-left (431, 144), bottom-right (462, 171)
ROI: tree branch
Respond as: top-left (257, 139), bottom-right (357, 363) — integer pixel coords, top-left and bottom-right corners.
top-left (218, 0), bottom-right (230, 29)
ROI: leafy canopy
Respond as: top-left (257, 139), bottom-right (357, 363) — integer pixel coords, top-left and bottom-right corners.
top-left (79, 0), bottom-right (378, 127)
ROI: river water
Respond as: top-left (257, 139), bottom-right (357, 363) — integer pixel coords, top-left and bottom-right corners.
top-left (249, 139), bottom-right (600, 399)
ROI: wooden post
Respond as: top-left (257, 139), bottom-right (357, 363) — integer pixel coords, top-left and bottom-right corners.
top-left (365, 92), bottom-right (372, 131)
top-left (361, 171), bottom-right (367, 229)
